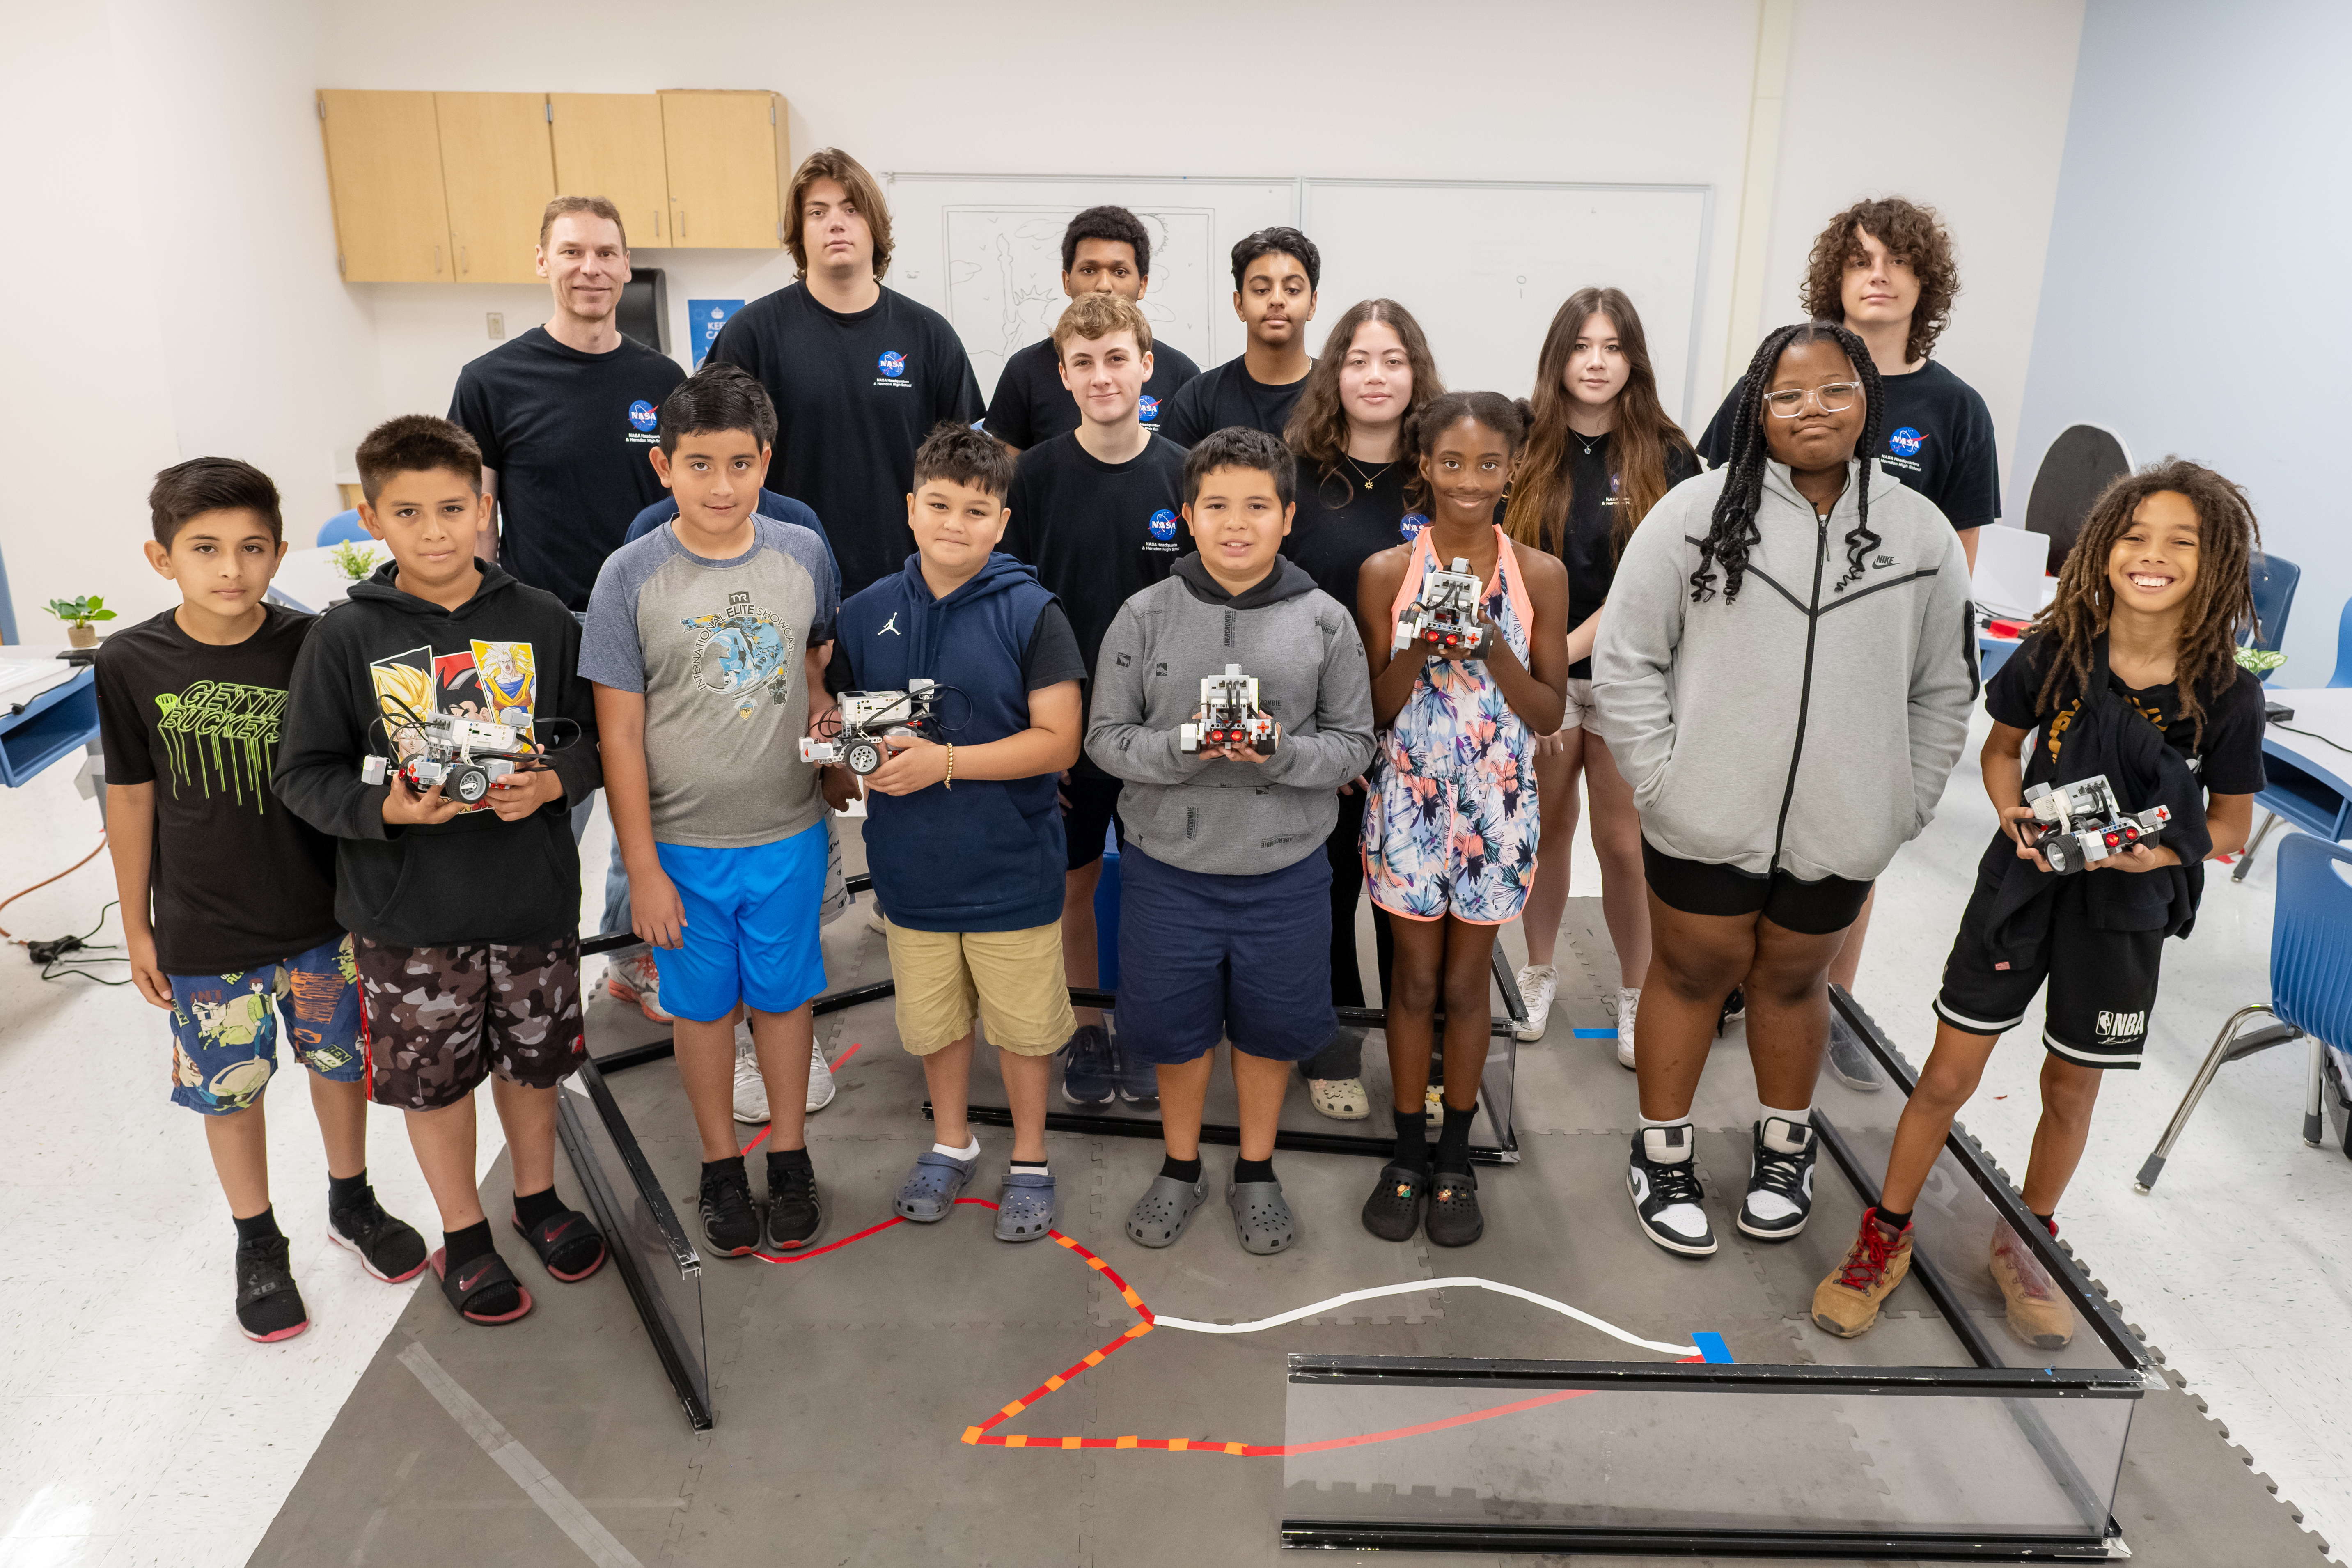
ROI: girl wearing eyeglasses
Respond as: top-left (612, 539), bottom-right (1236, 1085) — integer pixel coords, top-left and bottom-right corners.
top-left (1590, 321), bottom-right (1977, 1260)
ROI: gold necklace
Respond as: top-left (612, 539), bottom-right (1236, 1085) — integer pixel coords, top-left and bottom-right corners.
top-left (1339, 454), bottom-right (1394, 491)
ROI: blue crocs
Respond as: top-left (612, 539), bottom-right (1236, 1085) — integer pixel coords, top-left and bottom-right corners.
top-left (994, 1169), bottom-right (1058, 1242)
top-left (893, 1149), bottom-right (978, 1223)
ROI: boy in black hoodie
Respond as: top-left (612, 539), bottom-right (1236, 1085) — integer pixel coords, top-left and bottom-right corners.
top-left (277, 415), bottom-right (607, 1327)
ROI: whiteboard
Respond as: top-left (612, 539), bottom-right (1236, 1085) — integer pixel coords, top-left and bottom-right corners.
top-left (1300, 180), bottom-right (1715, 427)
top-left (882, 173), bottom-right (1298, 400)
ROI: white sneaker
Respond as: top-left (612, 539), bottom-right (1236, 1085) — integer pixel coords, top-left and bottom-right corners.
top-left (1513, 964), bottom-right (1556, 1041)
top-left (1616, 987), bottom-right (1641, 1070)
top-left (605, 950), bottom-right (673, 1023)
top-left (805, 1039), bottom-right (837, 1113)
top-left (731, 1031), bottom-right (768, 1123)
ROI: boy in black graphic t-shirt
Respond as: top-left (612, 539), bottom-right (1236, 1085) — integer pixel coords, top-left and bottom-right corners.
top-left (709, 148), bottom-right (983, 596)
top-left (1160, 227), bottom-right (1321, 447)
top-left (99, 458), bottom-right (427, 1346)
top-left (1002, 293), bottom-right (1190, 1110)
top-left (984, 205), bottom-right (1202, 452)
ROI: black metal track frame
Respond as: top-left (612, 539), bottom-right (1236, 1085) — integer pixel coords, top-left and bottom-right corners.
top-left (1278, 1520), bottom-right (2127, 1559)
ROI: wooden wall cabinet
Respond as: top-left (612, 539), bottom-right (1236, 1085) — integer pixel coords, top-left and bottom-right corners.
top-left (320, 87), bottom-right (789, 282)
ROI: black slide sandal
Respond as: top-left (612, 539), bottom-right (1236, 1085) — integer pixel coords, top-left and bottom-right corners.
top-left (431, 1247), bottom-right (534, 1325)
top-left (512, 1207), bottom-right (607, 1282)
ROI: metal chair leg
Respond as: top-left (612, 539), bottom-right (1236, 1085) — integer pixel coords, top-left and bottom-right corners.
top-left (2308, 1033), bottom-right (2329, 1149)
top-left (2231, 809), bottom-right (2281, 883)
top-left (2135, 1004), bottom-right (2276, 1191)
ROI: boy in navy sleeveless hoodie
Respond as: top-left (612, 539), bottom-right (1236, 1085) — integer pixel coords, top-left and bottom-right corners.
top-left (825, 424), bottom-right (1087, 1241)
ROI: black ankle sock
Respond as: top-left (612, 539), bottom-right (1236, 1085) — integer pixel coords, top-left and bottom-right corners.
top-left (1009, 1160), bottom-right (1050, 1174)
top-left (1435, 1103), bottom-right (1476, 1170)
top-left (513, 1186), bottom-right (566, 1229)
top-left (1392, 1108), bottom-right (1430, 1171)
top-left (233, 1207), bottom-right (282, 1247)
top-left (1160, 1153), bottom-right (1203, 1184)
top-left (702, 1155), bottom-right (747, 1185)
top-left (1875, 1206), bottom-right (1912, 1233)
top-left (442, 1218), bottom-right (495, 1270)
top-left (2031, 1209), bottom-right (2056, 1235)
top-left (326, 1171), bottom-right (369, 1212)
top-left (1233, 1156), bottom-right (1275, 1185)
top-left (767, 1147), bottom-right (812, 1185)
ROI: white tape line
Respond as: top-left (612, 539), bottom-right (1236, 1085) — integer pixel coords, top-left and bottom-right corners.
top-left (398, 1340), bottom-right (648, 1568)
top-left (1151, 1276), bottom-right (1699, 1358)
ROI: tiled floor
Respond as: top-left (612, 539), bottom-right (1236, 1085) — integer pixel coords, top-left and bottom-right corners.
top-left (0, 709), bottom-right (2346, 1566)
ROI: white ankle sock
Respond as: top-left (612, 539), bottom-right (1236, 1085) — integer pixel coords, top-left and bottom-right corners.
top-left (933, 1136), bottom-right (981, 1162)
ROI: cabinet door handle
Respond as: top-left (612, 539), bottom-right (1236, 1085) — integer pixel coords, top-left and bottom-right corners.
top-left (460, 245), bottom-right (469, 274)
top-left (434, 245), bottom-right (442, 274)
top-left (678, 209), bottom-right (685, 239)
top-left (653, 210), bottom-right (661, 238)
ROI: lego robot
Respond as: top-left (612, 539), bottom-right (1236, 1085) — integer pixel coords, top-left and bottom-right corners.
top-left (2023, 773), bottom-right (2172, 876)
top-left (361, 711), bottom-right (541, 806)
top-left (1394, 557), bottom-right (1485, 654)
top-left (800, 679), bottom-right (942, 776)
top-left (1179, 664), bottom-right (1277, 756)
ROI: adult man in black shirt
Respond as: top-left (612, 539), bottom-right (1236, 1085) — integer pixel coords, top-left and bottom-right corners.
top-left (1002, 293), bottom-right (1190, 1109)
top-left (448, 197), bottom-right (683, 611)
top-left (708, 147), bottom-right (983, 597)
top-left (985, 206), bottom-right (1202, 452)
top-left (1160, 227), bottom-right (1320, 448)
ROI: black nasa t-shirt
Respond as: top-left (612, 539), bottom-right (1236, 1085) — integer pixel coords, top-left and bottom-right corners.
top-left (984, 335), bottom-right (1202, 449)
top-left (709, 283), bottom-right (985, 598)
top-left (1160, 356), bottom-right (1311, 448)
top-left (1002, 433), bottom-right (1192, 779)
top-left (448, 327), bottom-right (683, 612)
top-left (95, 605), bottom-right (342, 975)
top-left (1697, 358), bottom-right (2001, 531)
top-left (1282, 458), bottom-right (1418, 621)
top-left (1977, 631), bottom-right (2268, 898)
top-left (1552, 431), bottom-right (1702, 679)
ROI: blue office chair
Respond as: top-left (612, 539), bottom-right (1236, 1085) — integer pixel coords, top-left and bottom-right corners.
top-left (2137, 833), bottom-right (2348, 1189)
top-left (316, 509), bottom-right (369, 547)
top-left (2329, 594), bottom-right (2352, 689)
top-left (2244, 550), bottom-right (2299, 657)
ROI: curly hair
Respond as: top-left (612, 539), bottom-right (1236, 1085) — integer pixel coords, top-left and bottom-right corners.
top-left (2030, 459), bottom-right (2260, 744)
top-left (1691, 321), bottom-right (1882, 605)
top-left (1798, 197), bottom-right (1958, 366)
top-left (1284, 298), bottom-right (1444, 511)
top-left (1504, 287), bottom-right (1694, 562)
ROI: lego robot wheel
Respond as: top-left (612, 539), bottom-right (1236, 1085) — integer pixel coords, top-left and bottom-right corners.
top-left (446, 762), bottom-right (491, 805)
top-left (2044, 837), bottom-right (2075, 875)
top-left (845, 738), bottom-right (885, 776)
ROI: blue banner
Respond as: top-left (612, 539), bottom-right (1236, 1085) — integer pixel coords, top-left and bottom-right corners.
top-left (688, 299), bottom-right (744, 368)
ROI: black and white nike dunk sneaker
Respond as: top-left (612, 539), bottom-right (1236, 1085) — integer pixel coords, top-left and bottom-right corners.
top-left (1627, 1125), bottom-right (1717, 1256)
top-left (1737, 1116), bottom-right (1818, 1241)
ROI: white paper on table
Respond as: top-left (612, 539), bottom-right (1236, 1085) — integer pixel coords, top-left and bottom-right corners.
top-left (0, 658), bottom-right (74, 706)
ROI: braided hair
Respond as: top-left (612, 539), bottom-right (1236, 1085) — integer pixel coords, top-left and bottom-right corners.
top-left (1689, 321), bottom-right (1884, 604)
top-left (2031, 458), bottom-right (2260, 745)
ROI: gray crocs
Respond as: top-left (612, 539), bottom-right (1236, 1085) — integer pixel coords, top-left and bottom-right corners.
top-left (893, 1149), bottom-right (978, 1222)
top-left (994, 1170), bottom-right (1058, 1243)
top-left (1226, 1181), bottom-right (1299, 1256)
top-left (1125, 1173), bottom-right (1207, 1249)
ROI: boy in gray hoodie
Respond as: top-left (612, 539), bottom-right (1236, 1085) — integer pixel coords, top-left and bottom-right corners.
top-left (1086, 427), bottom-right (1375, 1258)
top-left (1593, 322), bottom-right (1976, 1260)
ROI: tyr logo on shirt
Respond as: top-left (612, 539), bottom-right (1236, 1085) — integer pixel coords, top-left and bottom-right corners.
top-left (2096, 1009), bottom-right (2147, 1045)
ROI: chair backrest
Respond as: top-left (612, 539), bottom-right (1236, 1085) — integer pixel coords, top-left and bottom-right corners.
top-left (1970, 524), bottom-right (2052, 621)
top-left (2272, 834), bottom-right (2352, 1050)
top-left (2023, 423), bottom-right (2132, 577)
top-left (2333, 594), bottom-right (2352, 689)
top-left (315, 509), bottom-right (369, 547)
top-left (2244, 551), bottom-right (2300, 654)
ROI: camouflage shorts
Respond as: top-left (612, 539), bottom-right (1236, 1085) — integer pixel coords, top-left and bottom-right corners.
top-left (354, 935), bottom-right (584, 1111)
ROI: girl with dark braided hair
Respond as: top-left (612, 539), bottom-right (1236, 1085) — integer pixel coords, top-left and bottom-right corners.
top-left (1592, 323), bottom-right (1976, 1260)
top-left (1813, 461), bottom-right (2265, 1350)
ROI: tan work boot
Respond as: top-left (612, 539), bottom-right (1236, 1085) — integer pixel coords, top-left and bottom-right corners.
top-left (1989, 1220), bottom-right (2075, 1348)
top-left (1811, 1207), bottom-right (1914, 1338)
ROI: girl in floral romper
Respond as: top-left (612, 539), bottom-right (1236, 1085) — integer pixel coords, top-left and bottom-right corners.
top-left (1355, 392), bottom-right (1570, 1247)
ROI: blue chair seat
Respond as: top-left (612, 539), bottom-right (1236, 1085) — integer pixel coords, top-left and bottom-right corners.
top-left (316, 509), bottom-right (369, 547)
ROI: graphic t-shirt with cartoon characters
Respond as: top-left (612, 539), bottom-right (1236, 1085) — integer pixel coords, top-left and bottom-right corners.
top-left (96, 603), bottom-right (342, 974)
top-left (580, 514), bottom-right (841, 848)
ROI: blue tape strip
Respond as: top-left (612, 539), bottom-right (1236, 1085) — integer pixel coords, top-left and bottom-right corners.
top-left (1692, 1331), bottom-right (1733, 1364)
top-left (1571, 1027), bottom-right (1618, 1039)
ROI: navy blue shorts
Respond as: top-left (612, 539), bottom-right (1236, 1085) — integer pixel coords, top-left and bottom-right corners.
top-left (1115, 844), bottom-right (1333, 1066)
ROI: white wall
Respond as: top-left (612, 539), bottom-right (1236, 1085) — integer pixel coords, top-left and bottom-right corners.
top-left (2016, 0), bottom-right (2349, 679)
top-left (2, 0), bottom-right (2087, 635)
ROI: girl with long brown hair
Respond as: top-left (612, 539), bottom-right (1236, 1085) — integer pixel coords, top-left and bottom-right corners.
top-left (1502, 288), bottom-right (1696, 1061)
top-left (1277, 299), bottom-right (1445, 1121)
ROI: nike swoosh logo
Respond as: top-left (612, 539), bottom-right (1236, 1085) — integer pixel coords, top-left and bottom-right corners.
top-left (458, 1264), bottom-right (494, 1292)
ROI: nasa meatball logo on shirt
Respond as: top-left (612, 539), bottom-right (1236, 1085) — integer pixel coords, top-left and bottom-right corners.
top-left (1137, 394), bottom-right (1160, 426)
top-left (625, 399), bottom-right (660, 445)
top-left (1144, 507), bottom-right (1179, 551)
top-left (1399, 513), bottom-right (1428, 541)
top-left (873, 350), bottom-right (910, 388)
top-left (1881, 424), bottom-right (1927, 476)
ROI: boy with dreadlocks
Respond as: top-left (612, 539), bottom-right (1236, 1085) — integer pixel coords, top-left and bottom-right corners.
top-left (1812, 461), bottom-right (2264, 1348)
top-left (1593, 321), bottom-right (1976, 1259)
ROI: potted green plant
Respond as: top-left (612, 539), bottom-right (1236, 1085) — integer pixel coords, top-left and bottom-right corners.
top-left (46, 595), bottom-right (117, 649)
top-left (327, 539), bottom-right (383, 584)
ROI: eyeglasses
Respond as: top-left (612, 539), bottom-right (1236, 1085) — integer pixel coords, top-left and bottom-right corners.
top-left (1763, 382), bottom-right (1864, 417)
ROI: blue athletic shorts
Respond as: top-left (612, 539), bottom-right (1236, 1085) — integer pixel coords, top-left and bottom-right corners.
top-left (1115, 844), bottom-right (1333, 1066)
top-left (653, 822), bottom-right (829, 1023)
top-left (167, 935), bottom-right (363, 1115)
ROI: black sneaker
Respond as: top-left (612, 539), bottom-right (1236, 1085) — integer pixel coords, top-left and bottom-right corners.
top-left (1060, 1024), bottom-right (1115, 1107)
top-left (1360, 1161), bottom-right (1427, 1242)
top-left (698, 1163), bottom-right (760, 1257)
top-left (1627, 1126), bottom-right (1717, 1256)
top-left (1717, 987), bottom-right (1747, 1036)
top-left (327, 1183), bottom-right (429, 1283)
top-left (1108, 1027), bottom-right (1157, 1108)
top-left (766, 1160), bottom-right (823, 1251)
top-left (1824, 1013), bottom-right (1883, 1091)
top-left (1737, 1116), bottom-right (1818, 1241)
top-left (234, 1234), bottom-right (310, 1343)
